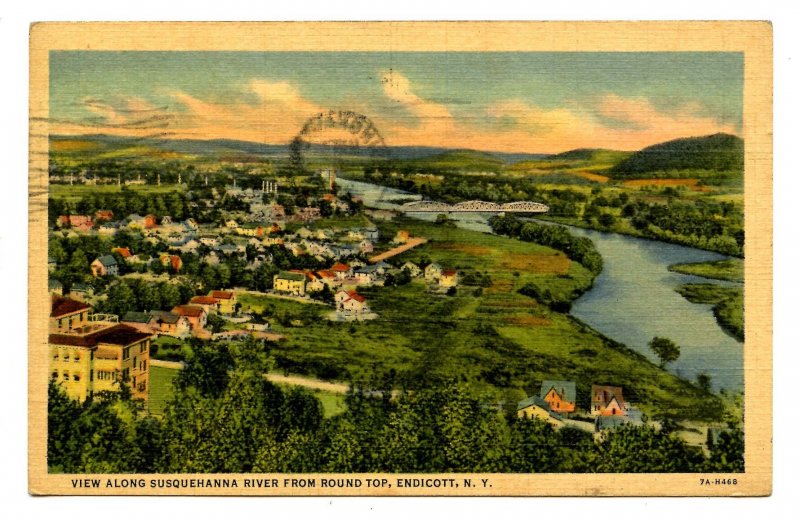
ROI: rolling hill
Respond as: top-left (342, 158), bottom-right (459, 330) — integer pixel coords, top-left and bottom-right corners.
top-left (609, 133), bottom-right (744, 177)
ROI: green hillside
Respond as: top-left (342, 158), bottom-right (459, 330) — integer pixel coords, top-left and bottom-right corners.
top-left (609, 133), bottom-right (744, 177)
top-left (394, 150), bottom-right (506, 172)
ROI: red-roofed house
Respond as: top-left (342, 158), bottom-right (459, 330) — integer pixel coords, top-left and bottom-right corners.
top-left (209, 290), bottom-right (236, 314)
top-left (171, 305), bottom-right (208, 333)
top-left (112, 247), bottom-right (132, 258)
top-left (144, 214), bottom-right (158, 229)
top-left (591, 385), bottom-right (627, 416)
top-left (189, 295), bottom-right (221, 313)
top-left (160, 253), bottom-right (183, 272)
top-left (440, 269), bottom-right (459, 288)
top-left (95, 210), bottom-right (114, 222)
top-left (57, 215), bottom-right (94, 232)
top-left (330, 262), bottom-right (352, 280)
top-left (335, 290), bottom-right (370, 315)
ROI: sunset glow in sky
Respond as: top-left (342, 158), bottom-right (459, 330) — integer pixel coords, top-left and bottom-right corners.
top-left (49, 51), bottom-right (743, 153)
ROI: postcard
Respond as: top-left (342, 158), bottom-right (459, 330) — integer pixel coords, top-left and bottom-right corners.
top-left (29, 21), bottom-right (772, 496)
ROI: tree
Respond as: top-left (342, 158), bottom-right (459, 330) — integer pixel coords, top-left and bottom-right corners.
top-left (696, 373), bottom-right (712, 393)
top-left (648, 336), bottom-right (681, 368)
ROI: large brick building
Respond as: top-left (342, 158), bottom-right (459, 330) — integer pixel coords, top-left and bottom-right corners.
top-left (49, 296), bottom-right (153, 402)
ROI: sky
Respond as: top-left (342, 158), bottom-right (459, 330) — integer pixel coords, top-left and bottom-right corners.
top-left (49, 51), bottom-right (743, 154)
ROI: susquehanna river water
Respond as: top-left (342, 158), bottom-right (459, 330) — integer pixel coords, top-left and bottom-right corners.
top-left (339, 178), bottom-right (743, 391)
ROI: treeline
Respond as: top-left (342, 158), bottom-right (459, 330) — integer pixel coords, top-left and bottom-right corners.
top-left (626, 200), bottom-right (743, 256)
top-left (490, 216), bottom-right (603, 275)
top-left (48, 340), bottom-right (744, 474)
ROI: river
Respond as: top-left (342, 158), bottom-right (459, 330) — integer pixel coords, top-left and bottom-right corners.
top-left (338, 178), bottom-right (743, 391)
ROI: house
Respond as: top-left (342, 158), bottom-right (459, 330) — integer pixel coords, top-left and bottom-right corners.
top-left (144, 215), bottom-right (158, 229)
top-left (183, 218), bottom-right (199, 231)
top-left (393, 230), bottom-right (410, 244)
top-left (94, 210), bottom-right (114, 222)
top-left (91, 255), bottom-right (118, 277)
top-left (98, 222), bottom-right (121, 235)
top-left (424, 263), bottom-right (443, 282)
top-left (273, 272), bottom-right (306, 296)
top-left (294, 207), bottom-right (321, 222)
top-left (161, 216), bottom-right (173, 226)
top-left (58, 215), bottom-right (94, 232)
top-left (121, 311), bottom-right (157, 333)
top-left (354, 265), bottom-right (383, 285)
top-left (330, 262), bottom-right (352, 280)
top-left (269, 204), bottom-right (286, 221)
top-left (335, 290), bottom-right (370, 315)
top-left (199, 234), bottom-right (221, 247)
top-left (358, 239), bottom-right (374, 253)
top-left (48, 279), bottom-right (63, 296)
top-left (516, 395), bottom-right (564, 427)
top-left (126, 214), bottom-right (146, 230)
top-left (362, 227), bottom-right (380, 241)
top-left (149, 310), bottom-right (191, 338)
top-left (190, 295), bottom-right (221, 313)
top-left (401, 261), bottom-right (421, 278)
top-left (112, 247), bottom-right (132, 259)
top-left (225, 219), bottom-right (239, 228)
top-left (49, 296), bottom-right (153, 402)
top-left (591, 385), bottom-right (627, 416)
top-left (209, 291), bottom-right (236, 314)
top-left (440, 269), bottom-right (458, 288)
top-left (160, 253), bottom-right (183, 272)
top-left (69, 283), bottom-right (93, 301)
top-left (316, 270), bottom-right (337, 288)
top-left (171, 305), bottom-right (208, 333)
top-left (305, 272), bottom-right (326, 293)
top-left (539, 380), bottom-right (577, 414)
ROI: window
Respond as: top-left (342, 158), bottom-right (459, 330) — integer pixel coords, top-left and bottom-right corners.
top-left (122, 368), bottom-right (129, 381)
top-left (63, 372), bottom-right (69, 381)
top-left (89, 370), bottom-right (93, 382)
top-left (51, 371), bottom-right (58, 380)
top-left (73, 374), bottom-right (80, 382)
top-left (74, 355), bottom-right (80, 363)
top-left (133, 356), bottom-right (138, 370)
top-left (140, 342), bottom-right (148, 353)
top-left (141, 360), bottom-right (146, 371)
top-left (123, 347), bottom-right (130, 360)
top-left (52, 350), bottom-right (59, 360)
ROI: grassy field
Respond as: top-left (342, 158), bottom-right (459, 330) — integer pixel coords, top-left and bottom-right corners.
top-left (244, 216), bottom-right (728, 422)
top-left (669, 259), bottom-right (744, 283)
top-left (50, 183), bottom-right (187, 202)
top-left (676, 283), bottom-right (744, 341)
top-left (148, 365), bottom-right (179, 416)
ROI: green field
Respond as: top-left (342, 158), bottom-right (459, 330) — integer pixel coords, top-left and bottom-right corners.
top-left (50, 183), bottom-right (187, 202)
top-left (669, 259), bottom-right (744, 283)
top-left (148, 365), bottom-right (179, 416)
top-left (243, 216), bottom-right (728, 421)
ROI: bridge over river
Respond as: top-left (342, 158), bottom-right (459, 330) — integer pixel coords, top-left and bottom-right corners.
top-left (401, 200), bottom-right (549, 213)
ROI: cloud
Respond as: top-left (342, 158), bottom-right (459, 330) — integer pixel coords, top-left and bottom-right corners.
top-left (50, 80), bottom-right (324, 144)
top-left (51, 74), bottom-right (738, 154)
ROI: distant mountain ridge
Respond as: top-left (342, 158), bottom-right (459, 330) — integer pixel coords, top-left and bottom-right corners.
top-left (49, 134), bottom-right (547, 164)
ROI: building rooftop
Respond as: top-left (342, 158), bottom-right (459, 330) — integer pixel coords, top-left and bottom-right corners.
top-left (51, 295), bottom-right (90, 318)
top-left (49, 324), bottom-right (151, 348)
